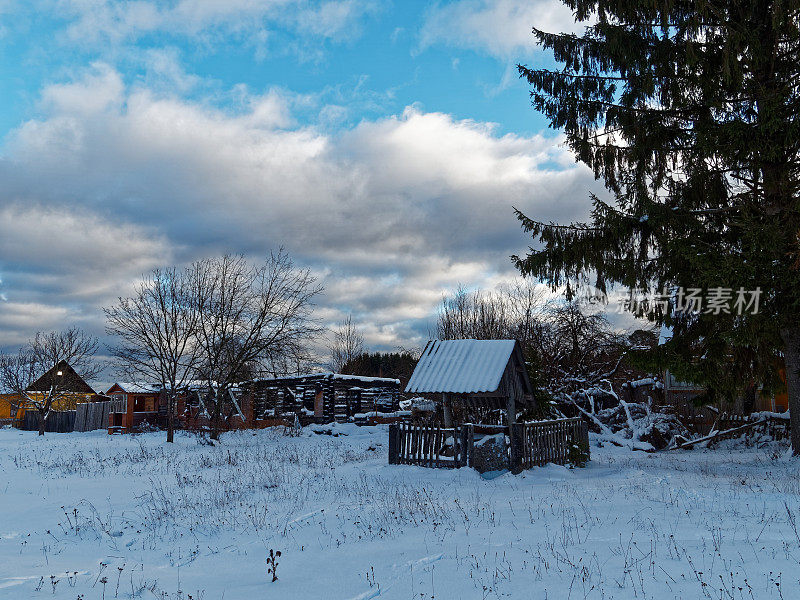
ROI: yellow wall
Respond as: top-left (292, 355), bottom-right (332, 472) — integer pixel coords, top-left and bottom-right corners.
top-left (0, 394), bottom-right (20, 419)
top-left (0, 392), bottom-right (95, 417)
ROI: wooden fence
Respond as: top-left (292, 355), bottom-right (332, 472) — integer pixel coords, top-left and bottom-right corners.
top-left (389, 417), bottom-right (589, 471)
top-left (510, 417), bottom-right (589, 470)
top-left (74, 401), bottom-right (111, 432)
top-left (19, 410), bottom-right (76, 433)
top-left (389, 423), bottom-right (473, 468)
top-left (715, 413), bottom-right (788, 441)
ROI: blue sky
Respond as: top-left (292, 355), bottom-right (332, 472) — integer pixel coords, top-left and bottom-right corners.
top-left (0, 0), bottom-right (600, 367)
top-left (1, 1), bottom-right (557, 137)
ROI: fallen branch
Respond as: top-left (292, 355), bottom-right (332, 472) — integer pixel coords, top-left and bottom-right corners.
top-left (568, 399), bottom-right (654, 451)
top-left (671, 419), bottom-right (765, 450)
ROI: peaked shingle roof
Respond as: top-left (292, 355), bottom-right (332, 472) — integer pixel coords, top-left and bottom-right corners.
top-left (27, 360), bottom-right (95, 394)
top-left (405, 339), bottom-right (518, 394)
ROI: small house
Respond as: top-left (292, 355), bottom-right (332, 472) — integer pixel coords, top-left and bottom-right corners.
top-left (405, 339), bottom-right (533, 425)
top-left (22, 360), bottom-right (97, 412)
top-left (106, 382), bottom-right (162, 433)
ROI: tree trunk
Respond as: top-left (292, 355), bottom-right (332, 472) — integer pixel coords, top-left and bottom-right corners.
top-left (210, 393), bottom-right (221, 441)
top-left (38, 410), bottom-right (46, 436)
top-left (781, 327), bottom-right (800, 455)
top-left (166, 394), bottom-right (175, 443)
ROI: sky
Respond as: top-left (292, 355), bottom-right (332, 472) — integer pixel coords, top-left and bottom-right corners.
top-left (0, 0), bottom-right (604, 374)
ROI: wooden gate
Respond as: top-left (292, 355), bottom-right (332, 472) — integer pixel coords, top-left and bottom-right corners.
top-left (389, 423), bottom-right (474, 468)
top-left (510, 417), bottom-right (589, 470)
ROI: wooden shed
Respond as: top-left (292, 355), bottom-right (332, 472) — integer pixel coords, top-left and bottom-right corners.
top-left (405, 339), bottom-right (532, 426)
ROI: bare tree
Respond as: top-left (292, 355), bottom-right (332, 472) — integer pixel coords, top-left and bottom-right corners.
top-left (105, 267), bottom-right (201, 443)
top-left (327, 315), bottom-right (365, 373)
top-left (435, 285), bottom-right (513, 341)
top-left (0, 327), bottom-right (99, 435)
top-left (502, 281), bottom-right (548, 350)
top-left (190, 251), bottom-right (322, 440)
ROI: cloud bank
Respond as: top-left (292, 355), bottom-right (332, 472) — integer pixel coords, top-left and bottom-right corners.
top-left (0, 63), bottom-right (598, 356)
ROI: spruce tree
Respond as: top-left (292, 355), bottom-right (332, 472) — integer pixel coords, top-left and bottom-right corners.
top-left (514, 0), bottom-right (800, 451)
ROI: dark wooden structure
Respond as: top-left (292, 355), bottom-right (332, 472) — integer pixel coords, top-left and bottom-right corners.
top-left (405, 339), bottom-right (533, 426)
top-left (241, 372), bottom-right (402, 424)
top-left (27, 360), bottom-right (96, 396)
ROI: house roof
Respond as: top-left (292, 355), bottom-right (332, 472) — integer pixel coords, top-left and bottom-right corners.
top-left (107, 382), bottom-right (161, 394)
top-left (107, 381), bottom-right (216, 394)
top-left (27, 360), bottom-right (95, 394)
top-left (405, 339), bottom-right (528, 395)
top-left (246, 372), bottom-right (401, 386)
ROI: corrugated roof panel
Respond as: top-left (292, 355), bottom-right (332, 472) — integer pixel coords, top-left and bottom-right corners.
top-left (405, 339), bottom-right (517, 394)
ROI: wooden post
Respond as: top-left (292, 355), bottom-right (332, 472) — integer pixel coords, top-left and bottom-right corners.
top-left (458, 425), bottom-right (466, 467)
top-left (126, 393), bottom-right (134, 433)
top-left (465, 423), bottom-right (474, 468)
top-left (510, 422), bottom-right (524, 473)
top-left (388, 424), bottom-right (399, 465)
top-left (580, 420), bottom-right (589, 460)
top-left (442, 393), bottom-right (453, 428)
top-left (506, 394), bottom-right (516, 426)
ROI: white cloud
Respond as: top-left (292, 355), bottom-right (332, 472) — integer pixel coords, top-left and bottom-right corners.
top-left (420, 0), bottom-right (586, 58)
top-left (0, 65), bottom-right (599, 351)
top-left (40, 61), bottom-right (125, 116)
top-left (54, 0), bottom-right (377, 49)
top-left (140, 47), bottom-right (202, 94)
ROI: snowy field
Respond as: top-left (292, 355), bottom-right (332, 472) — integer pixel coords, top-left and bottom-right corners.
top-left (1, 425), bottom-right (800, 600)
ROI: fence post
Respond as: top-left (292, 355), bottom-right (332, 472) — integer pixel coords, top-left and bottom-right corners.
top-left (388, 423), bottom-right (399, 465)
top-left (510, 423), bottom-right (524, 473)
top-left (461, 424), bottom-right (474, 468)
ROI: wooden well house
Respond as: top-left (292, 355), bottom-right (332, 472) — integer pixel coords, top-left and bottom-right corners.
top-left (393, 340), bottom-right (590, 471)
top-left (405, 339), bottom-right (533, 426)
top-left (241, 372), bottom-right (402, 424)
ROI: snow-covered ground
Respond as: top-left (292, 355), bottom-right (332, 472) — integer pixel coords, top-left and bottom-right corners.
top-left (1, 425), bottom-right (800, 600)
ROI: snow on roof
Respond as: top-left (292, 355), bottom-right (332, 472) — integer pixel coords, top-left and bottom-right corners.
top-left (405, 339), bottom-right (517, 394)
top-left (108, 382), bottom-right (160, 394)
top-left (331, 373), bottom-right (401, 384)
top-left (108, 381), bottom-right (215, 394)
top-left (247, 372), bottom-right (400, 385)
